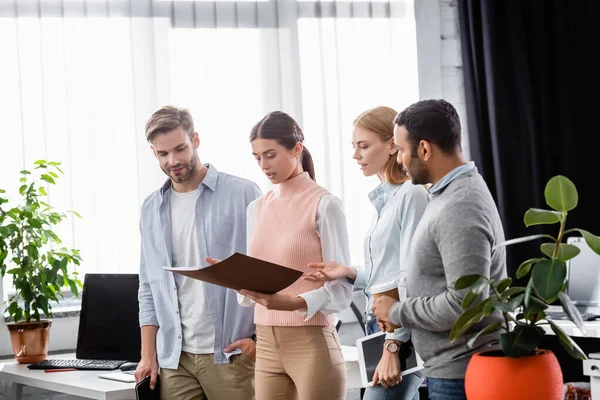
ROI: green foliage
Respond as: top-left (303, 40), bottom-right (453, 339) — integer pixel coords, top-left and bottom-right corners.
top-left (0, 160), bottom-right (82, 323)
top-left (450, 176), bottom-right (598, 359)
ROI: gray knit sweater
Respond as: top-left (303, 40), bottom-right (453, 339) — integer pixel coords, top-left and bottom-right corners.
top-left (389, 168), bottom-right (507, 379)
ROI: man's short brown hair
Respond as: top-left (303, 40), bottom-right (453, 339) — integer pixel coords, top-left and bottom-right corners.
top-left (145, 105), bottom-right (194, 142)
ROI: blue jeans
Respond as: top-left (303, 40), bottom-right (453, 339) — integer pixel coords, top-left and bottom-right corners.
top-left (364, 316), bottom-right (424, 400)
top-left (426, 378), bottom-right (466, 400)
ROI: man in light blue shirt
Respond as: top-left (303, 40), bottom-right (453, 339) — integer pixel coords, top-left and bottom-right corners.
top-left (134, 106), bottom-right (261, 400)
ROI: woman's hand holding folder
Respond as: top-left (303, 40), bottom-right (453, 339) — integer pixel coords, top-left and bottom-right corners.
top-left (205, 256), bottom-right (307, 312)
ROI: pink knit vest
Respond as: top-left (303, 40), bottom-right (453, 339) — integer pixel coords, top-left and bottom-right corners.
top-left (250, 172), bottom-right (335, 327)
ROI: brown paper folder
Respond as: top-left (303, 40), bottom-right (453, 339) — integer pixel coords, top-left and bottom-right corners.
top-left (163, 253), bottom-right (303, 294)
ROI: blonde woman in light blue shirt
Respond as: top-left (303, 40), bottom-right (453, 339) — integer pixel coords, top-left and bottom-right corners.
top-left (305, 106), bottom-right (429, 400)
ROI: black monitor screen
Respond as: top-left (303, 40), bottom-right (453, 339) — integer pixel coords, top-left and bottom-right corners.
top-left (76, 273), bottom-right (141, 362)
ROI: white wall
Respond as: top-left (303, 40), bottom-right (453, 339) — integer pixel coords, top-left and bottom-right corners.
top-left (415, 0), bottom-right (470, 160)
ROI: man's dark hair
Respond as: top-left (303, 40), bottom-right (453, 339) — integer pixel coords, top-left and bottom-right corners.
top-left (394, 99), bottom-right (461, 154)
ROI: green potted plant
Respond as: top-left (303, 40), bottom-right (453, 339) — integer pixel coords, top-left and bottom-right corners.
top-left (0, 160), bottom-right (83, 363)
top-left (450, 175), bottom-right (600, 400)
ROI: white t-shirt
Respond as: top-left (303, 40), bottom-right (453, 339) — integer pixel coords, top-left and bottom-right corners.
top-left (170, 189), bottom-right (215, 354)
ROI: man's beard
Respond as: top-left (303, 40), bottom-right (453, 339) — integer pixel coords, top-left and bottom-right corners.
top-left (163, 156), bottom-right (197, 183)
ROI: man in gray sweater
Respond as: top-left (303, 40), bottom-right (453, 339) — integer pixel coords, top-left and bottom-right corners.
top-left (372, 99), bottom-right (507, 399)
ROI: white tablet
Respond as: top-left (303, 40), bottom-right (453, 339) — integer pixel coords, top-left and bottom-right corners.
top-left (355, 331), bottom-right (424, 387)
top-left (97, 371), bottom-right (136, 383)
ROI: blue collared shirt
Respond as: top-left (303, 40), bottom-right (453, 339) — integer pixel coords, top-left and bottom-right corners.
top-left (138, 164), bottom-right (262, 369)
top-left (354, 180), bottom-right (429, 342)
top-left (428, 161), bottom-right (476, 196)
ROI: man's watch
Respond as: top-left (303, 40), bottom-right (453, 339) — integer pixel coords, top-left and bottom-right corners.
top-left (384, 340), bottom-right (400, 354)
top-left (251, 333), bottom-right (257, 342)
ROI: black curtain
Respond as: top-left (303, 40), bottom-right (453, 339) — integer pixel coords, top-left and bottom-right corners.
top-left (458, 0), bottom-right (600, 279)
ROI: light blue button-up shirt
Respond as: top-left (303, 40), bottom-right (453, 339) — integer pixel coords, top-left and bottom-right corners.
top-left (428, 161), bottom-right (476, 196)
top-left (354, 180), bottom-right (429, 342)
top-left (138, 164), bottom-right (262, 369)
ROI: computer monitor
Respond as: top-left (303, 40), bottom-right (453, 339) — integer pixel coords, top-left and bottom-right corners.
top-left (566, 237), bottom-right (600, 307)
top-left (76, 273), bottom-right (141, 362)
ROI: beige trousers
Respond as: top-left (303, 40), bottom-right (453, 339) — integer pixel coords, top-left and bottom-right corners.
top-left (160, 351), bottom-right (255, 400)
top-left (255, 325), bottom-right (347, 400)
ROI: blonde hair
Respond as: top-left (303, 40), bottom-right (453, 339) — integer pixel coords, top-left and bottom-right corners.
top-left (145, 105), bottom-right (194, 143)
top-left (353, 106), bottom-right (409, 185)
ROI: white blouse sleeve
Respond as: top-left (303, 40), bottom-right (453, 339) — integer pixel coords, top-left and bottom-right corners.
top-left (297, 194), bottom-right (353, 319)
top-left (237, 200), bottom-right (258, 307)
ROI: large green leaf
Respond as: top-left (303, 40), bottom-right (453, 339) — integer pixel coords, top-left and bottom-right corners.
top-left (493, 234), bottom-right (556, 250)
top-left (501, 287), bottom-right (526, 300)
top-left (575, 229), bottom-right (600, 255)
top-left (454, 274), bottom-right (483, 290)
top-left (467, 322), bottom-right (502, 349)
top-left (532, 259), bottom-right (567, 301)
top-left (450, 298), bottom-right (493, 342)
top-left (524, 208), bottom-right (562, 227)
top-left (558, 292), bottom-right (586, 336)
top-left (516, 258), bottom-right (545, 279)
top-left (461, 291), bottom-right (479, 310)
top-left (548, 320), bottom-right (587, 360)
top-left (470, 277), bottom-right (490, 295)
top-left (494, 294), bottom-right (524, 313)
top-left (545, 175), bottom-right (578, 212)
top-left (496, 278), bottom-right (512, 293)
top-left (540, 243), bottom-right (581, 262)
top-left (500, 325), bottom-right (542, 357)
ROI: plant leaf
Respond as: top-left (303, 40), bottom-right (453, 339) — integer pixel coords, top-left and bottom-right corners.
top-left (540, 243), bottom-right (581, 262)
top-left (470, 277), bottom-right (490, 295)
top-left (34, 159), bottom-right (47, 165)
top-left (461, 291), bottom-right (479, 310)
top-left (40, 174), bottom-right (55, 184)
top-left (545, 175), bottom-right (578, 212)
top-left (558, 292), bottom-right (586, 336)
top-left (524, 208), bottom-right (562, 227)
top-left (450, 298), bottom-right (493, 342)
top-left (532, 259), bottom-right (567, 301)
top-left (524, 276), bottom-right (534, 307)
top-left (454, 274), bottom-right (484, 290)
top-left (501, 287), bottom-right (526, 300)
top-left (517, 258), bottom-right (545, 279)
top-left (500, 325), bottom-right (542, 357)
top-left (547, 320), bottom-right (587, 360)
top-left (493, 234), bottom-right (556, 250)
top-left (496, 278), bottom-right (512, 293)
top-left (575, 229), bottom-right (600, 255)
top-left (467, 322), bottom-right (502, 348)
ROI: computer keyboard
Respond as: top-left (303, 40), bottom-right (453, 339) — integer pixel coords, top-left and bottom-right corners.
top-left (28, 359), bottom-right (127, 370)
top-left (546, 311), bottom-right (600, 321)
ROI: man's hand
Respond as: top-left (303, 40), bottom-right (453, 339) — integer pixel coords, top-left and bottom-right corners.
top-left (240, 290), bottom-right (306, 311)
top-left (224, 338), bottom-right (256, 361)
top-left (303, 262), bottom-right (356, 282)
top-left (134, 357), bottom-right (159, 389)
top-left (372, 341), bottom-right (402, 388)
top-left (372, 295), bottom-right (400, 332)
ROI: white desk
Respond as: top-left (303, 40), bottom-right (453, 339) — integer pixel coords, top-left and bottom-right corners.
top-left (0, 358), bottom-right (135, 400)
top-left (0, 347), bottom-right (362, 399)
top-left (542, 319), bottom-right (600, 399)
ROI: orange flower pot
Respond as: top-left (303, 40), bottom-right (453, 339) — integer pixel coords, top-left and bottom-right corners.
top-left (7, 320), bottom-right (52, 364)
top-left (465, 349), bottom-right (563, 400)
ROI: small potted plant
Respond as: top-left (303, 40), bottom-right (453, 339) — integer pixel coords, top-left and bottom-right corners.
top-left (0, 160), bottom-right (83, 363)
top-left (450, 175), bottom-right (600, 400)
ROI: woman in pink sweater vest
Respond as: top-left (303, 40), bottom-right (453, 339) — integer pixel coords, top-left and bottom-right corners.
top-left (237, 111), bottom-right (353, 400)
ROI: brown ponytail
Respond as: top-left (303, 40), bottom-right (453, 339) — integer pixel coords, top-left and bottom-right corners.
top-left (301, 146), bottom-right (316, 181)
